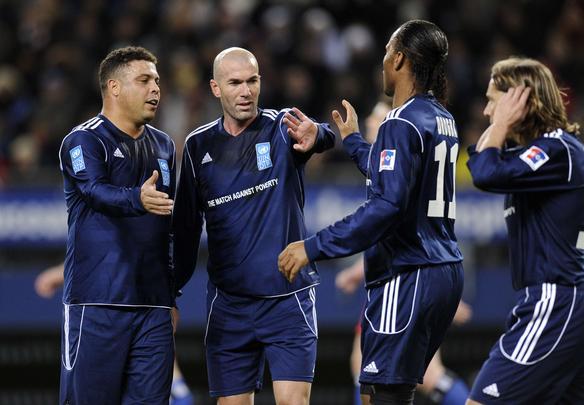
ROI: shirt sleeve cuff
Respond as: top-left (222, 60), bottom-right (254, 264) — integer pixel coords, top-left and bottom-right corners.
top-left (304, 235), bottom-right (321, 262)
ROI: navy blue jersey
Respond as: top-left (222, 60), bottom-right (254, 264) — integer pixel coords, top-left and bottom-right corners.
top-left (59, 115), bottom-right (176, 307)
top-left (304, 95), bottom-right (463, 286)
top-left (172, 108), bottom-right (335, 297)
top-left (467, 129), bottom-right (584, 289)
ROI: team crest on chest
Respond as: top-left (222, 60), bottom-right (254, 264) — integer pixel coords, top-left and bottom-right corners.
top-left (157, 159), bottom-right (170, 186)
top-left (255, 142), bottom-right (272, 170)
top-left (379, 149), bottom-right (396, 171)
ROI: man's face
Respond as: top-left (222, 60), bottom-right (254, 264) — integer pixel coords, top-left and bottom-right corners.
top-left (212, 57), bottom-right (260, 123)
top-left (483, 79), bottom-right (504, 124)
top-left (117, 60), bottom-right (160, 124)
top-left (382, 33), bottom-right (399, 97)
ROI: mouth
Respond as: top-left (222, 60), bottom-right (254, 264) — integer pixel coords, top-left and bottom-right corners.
top-left (146, 99), bottom-right (159, 107)
top-left (237, 101), bottom-right (253, 110)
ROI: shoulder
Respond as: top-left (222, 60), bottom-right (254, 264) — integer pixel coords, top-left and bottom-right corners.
top-left (378, 98), bottom-right (423, 145)
top-left (146, 124), bottom-right (172, 141)
top-left (61, 117), bottom-right (107, 151)
top-left (185, 118), bottom-right (221, 145)
top-left (261, 108), bottom-right (283, 121)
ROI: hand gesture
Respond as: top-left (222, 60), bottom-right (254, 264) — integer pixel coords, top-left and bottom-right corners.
top-left (283, 107), bottom-right (318, 153)
top-left (278, 240), bottom-right (309, 283)
top-left (492, 85), bottom-right (531, 131)
top-left (335, 261), bottom-right (365, 295)
top-left (140, 170), bottom-right (174, 215)
top-left (34, 263), bottom-right (65, 298)
top-left (332, 99), bottom-right (359, 140)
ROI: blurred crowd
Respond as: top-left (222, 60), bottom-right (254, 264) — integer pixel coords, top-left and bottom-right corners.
top-left (0, 0), bottom-right (582, 188)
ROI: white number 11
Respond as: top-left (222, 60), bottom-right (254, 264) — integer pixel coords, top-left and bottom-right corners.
top-left (427, 141), bottom-right (458, 219)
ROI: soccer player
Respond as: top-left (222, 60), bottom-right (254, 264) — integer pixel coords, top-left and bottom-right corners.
top-left (466, 58), bottom-right (584, 404)
top-left (172, 47), bottom-right (335, 404)
top-left (279, 20), bottom-right (464, 404)
top-left (58, 46), bottom-right (176, 404)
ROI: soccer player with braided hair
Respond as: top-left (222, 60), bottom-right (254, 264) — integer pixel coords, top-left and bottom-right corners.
top-left (280, 20), bottom-right (464, 404)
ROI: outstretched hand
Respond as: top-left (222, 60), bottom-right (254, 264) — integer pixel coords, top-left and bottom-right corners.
top-left (283, 107), bottom-right (318, 153)
top-left (278, 241), bottom-right (309, 283)
top-left (140, 170), bottom-right (174, 215)
top-left (332, 99), bottom-right (359, 140)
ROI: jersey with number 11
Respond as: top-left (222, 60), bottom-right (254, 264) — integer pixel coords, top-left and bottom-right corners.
top-left (304, 94), bottom-right (463, 286)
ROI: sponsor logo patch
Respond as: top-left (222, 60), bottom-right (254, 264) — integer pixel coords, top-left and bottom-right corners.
top-left (520, 146), bottom-right (549, 171)
top-left (363, 361), bottom-right (379, 374)
top-left (201, 152), bottom-right (212, 164)
top-left (256, 142), bottom-right (272, 171)
top-left (157, 159), bottom-right (170, 186)
top-left (379, 149), bottom-right (396, 171)
top-left (482, 383), bottom-right (500, 398)
top-left (113, 148), bottom-right (124, 158)
top-left (69, 145), bottom-right (86, 174)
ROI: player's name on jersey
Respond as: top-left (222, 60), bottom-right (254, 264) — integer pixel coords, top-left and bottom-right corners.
top-left (435, 116), bottom-right (458, 138)
top-left (208, 178), bottom-right (279, 208)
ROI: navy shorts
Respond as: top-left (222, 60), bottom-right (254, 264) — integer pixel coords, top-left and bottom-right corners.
top-left (470, 283), bottom-right (584, 404)
top-left (359, 262), bottom-right (463, 386)
top-left (205, 284), bottom-right (318, 397)
top-left (59, 304), bottom-right (174, 404)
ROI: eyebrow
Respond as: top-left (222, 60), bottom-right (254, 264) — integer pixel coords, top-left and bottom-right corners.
top-left (227, 75), bottom-right (260, 83)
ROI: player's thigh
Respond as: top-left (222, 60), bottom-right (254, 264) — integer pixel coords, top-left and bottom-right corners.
top-left (470, 284), bottom-right (584, 403)
top-left (273, 380), bottom-right (311, 405)
top-left (359, 265), bottom-right (462, 386)
top-left (123, 307), bottom-right (174, 404)
top-left (206, 286), bottom-right (265, 397)
top-left (262, 287), bottom-right (318, 382)
top-left (217, 392), bottom-right (255, 405)
top-left (60, 305), bottom-right (132, 404)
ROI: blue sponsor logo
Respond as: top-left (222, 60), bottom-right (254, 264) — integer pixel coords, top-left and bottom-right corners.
top-left (158, 159), bottom-right (170, 186)
top-left (69, 146), bottom-right (86, 174)
top-left (255, 142), bottom-right (272, 171)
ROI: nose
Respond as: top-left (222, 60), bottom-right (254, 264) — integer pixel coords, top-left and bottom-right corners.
top-left (241, 83), bottom-right (252, 97)
top-left (483, 102), bottom-right (491, 118)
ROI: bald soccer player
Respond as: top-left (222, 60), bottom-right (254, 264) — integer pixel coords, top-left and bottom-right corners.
top-left (172, 47), bottom-right (335, 404)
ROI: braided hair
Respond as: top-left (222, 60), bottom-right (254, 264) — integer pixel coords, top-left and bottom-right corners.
top-left (392, 20), bottom-right (449, 105)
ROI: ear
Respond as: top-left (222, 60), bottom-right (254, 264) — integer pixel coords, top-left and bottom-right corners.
top-left (394, 51), bottom-right (405, 71)
top-left (108, 79), bottom-right (120, 97)
top-left (210, 79), bottom-right (221, 99)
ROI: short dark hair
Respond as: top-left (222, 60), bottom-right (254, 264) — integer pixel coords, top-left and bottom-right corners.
top-left (392, 20), bottom-right (449, 105)
top-left (98, 46), bottom-right (157, 93)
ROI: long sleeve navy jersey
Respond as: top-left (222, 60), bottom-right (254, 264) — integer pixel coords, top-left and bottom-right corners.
top-left (172, 108), bottom-right (335, 297)
top-left (304, 95), bottom-right (463, 287)
top-left (59, 115), bottom-right (176, 307)
top-left (467, 129), bottom-right (584, 289)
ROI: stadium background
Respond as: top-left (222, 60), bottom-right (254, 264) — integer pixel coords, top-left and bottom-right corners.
top-left (0, 0), bottom-right (582, 403)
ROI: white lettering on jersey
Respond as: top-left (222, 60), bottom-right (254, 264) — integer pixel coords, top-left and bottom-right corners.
top-left (503, 206), bottom-right (515, 218)
top-left (436, 116), bottom-right (458, 138)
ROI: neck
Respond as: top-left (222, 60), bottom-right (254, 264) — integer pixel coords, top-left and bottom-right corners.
top-left (101, 104), bottom-right (144, 139)
top-left (391, 79), bottom-right (419, 109)
top-left (223, 112), bottom-right (257, 137)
